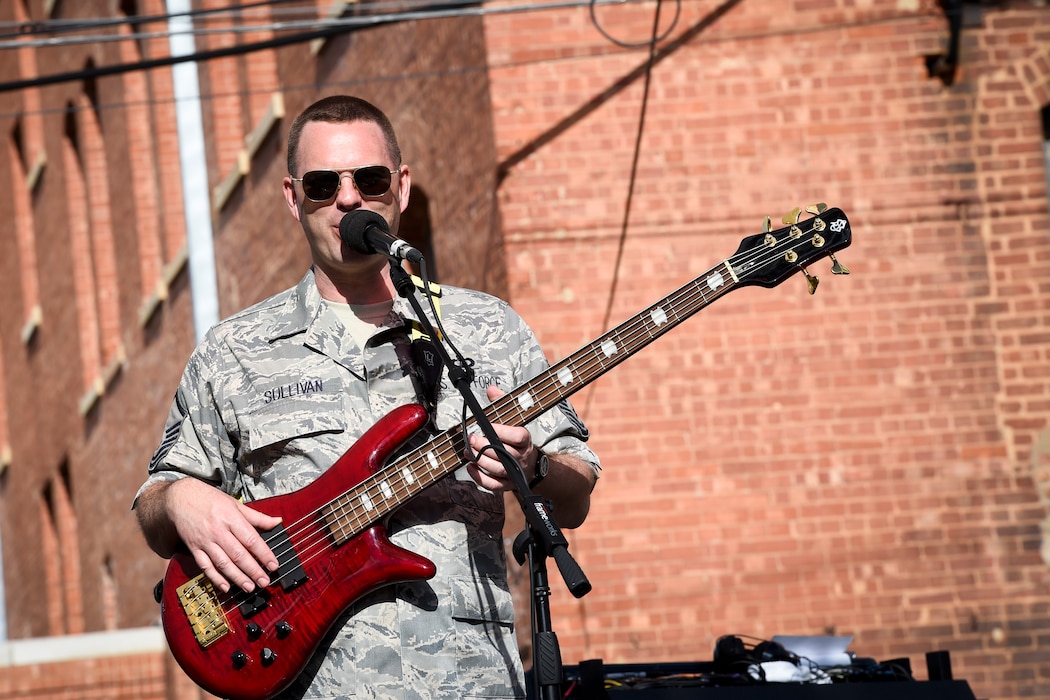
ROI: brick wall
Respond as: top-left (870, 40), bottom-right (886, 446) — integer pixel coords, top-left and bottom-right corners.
top-left (0, 1), bottom-right (1047, 699)
top-left (0, 1), bottom-right (504, 698)
top-left (485, 2), bottom-right (1050, 699)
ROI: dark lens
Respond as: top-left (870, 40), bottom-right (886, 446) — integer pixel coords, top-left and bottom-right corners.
top-left (353, 166), bottom-right (392, 197)
top-left (301, 170), bottom-right (340, 201)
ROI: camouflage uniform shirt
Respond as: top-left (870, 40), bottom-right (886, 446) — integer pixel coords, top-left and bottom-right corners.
top-left (138, 269), bottom-right (599, 700)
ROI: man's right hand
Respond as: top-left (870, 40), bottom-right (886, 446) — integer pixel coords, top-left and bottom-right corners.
top-left (139, 478), bottom-right (283, 594)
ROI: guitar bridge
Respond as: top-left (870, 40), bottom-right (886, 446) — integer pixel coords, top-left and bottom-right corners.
top-left (176, 574), bottom-right (230, 648)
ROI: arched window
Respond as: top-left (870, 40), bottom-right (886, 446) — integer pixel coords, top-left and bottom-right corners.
top-left (64, 77), bottom-right (122, 407)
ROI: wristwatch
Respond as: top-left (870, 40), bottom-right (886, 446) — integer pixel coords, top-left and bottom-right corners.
top-left (529, 451), bottom-right (550, 489)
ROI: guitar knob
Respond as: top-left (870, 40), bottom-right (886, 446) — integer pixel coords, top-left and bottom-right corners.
top-left (275, 621), bottom-right (293, 638)
top-left (246, 622), bottom-right (263, 640)
top-left (231, 651), bottom-right (249, 669)
top-left (261, 648), bottom-right (277, 666)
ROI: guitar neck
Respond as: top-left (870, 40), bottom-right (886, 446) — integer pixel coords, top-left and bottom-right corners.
top-left (324, 259), bottom-right (741, 536)
top-left (490, 259), bottom-right (740, 428)
top-left (324, 205), bottom-right (852, 534)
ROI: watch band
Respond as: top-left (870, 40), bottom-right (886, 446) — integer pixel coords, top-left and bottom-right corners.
top-left (529, 451), bottom-right (549, 489)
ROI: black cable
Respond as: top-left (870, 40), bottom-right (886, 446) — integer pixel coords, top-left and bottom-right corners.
top-left (0, 18), bottom-right (361, 94)
top-left (580, 0), bottom-right (666, 420)
top-left (0, 3), bottom-right (938, 106)
top-left (0, 0), bottom-right (308, 40)
top-left (0, 0), bottom-right (589, 94)
top-left (589, 0), bottom-right (680, 49)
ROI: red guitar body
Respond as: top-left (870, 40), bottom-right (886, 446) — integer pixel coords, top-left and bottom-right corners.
top-left (159, 404), bottom-right (437, 700)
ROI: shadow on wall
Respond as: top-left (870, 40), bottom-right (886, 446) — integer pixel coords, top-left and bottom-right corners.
top-left (402, 185), bottom-right (435, 280)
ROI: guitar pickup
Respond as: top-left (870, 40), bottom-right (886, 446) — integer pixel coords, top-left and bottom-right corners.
top-left (239, 589), bottom-right (271, 618)
top-left (259, 522), bottom-right (308, 592)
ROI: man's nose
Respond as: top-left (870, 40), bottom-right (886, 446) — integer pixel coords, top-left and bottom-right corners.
top-left (335, 174), bottom-right (362, 204)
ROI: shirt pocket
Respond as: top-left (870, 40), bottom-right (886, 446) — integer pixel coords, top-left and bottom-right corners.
top-left (238, 392), bottom-right (348, 493)
top-left (247, 391), bottom-right (347, 451)
top-left (450, 574), bottom-right (515, 626)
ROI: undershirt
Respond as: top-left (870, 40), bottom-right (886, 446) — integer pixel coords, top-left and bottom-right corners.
top-left (327, 299), bottom-right (395, 349)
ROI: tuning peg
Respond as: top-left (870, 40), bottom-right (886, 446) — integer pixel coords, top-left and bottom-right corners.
top-left (762, 216), bottom-right (772, 233)
top-left (802, 268), bottom-right (819, 295)
top-left (781, 207), bottom-right (802, 225)
top-left (806, 203), bottom-right (828, 215)
top-left (830, 254), bottom-right (850, 275)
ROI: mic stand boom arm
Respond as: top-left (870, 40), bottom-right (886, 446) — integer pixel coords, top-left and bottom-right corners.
top-left (387, 259), bottom-right (590, 700)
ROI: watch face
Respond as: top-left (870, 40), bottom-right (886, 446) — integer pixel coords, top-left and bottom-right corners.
top-left (531, 453), bottom-right (549, 487)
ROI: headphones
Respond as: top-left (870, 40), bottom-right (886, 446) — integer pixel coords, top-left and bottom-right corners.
top-left (713, 635), bottom-right (798, 672)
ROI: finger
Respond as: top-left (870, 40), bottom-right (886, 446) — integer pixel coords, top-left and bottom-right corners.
top-left (241, 507), bottom-right (283, 573)
top-left (224, 534), bottom-right (275, 590)
top-left (190, 547), bottom-right (232, 593)
top-left (472, 428), bottom-right (531, 464)
top-left (191, 540), bottom-right (264, 594)
top-left (465, 462), bottom-right (510, 492)
top-left (189, 519), bottom-right (276, 593)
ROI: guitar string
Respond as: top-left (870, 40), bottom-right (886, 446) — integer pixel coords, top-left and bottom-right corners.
top-left (257, 220), bottom-right (825, 584)
top-left (284, 215), bottom-right (846, 559)
top-left (180, 216), bottom-right (837, 620)
top-left (182, 216), bottom-right (842, 619)
top-left (179, 217), bottom-right (837, 620)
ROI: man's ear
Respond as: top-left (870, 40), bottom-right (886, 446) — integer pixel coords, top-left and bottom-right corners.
top-left (282, 177), bottom-right (302, 221)
top-left (398, 164), bottom-right (411, 214)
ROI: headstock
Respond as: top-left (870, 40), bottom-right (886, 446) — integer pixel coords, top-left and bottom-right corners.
top-left (730, 203), bottom-right (852, 293)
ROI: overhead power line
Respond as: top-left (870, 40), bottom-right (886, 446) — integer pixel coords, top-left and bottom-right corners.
top-left (0, 21), bottom-right (350, 94)
top-left (0, 0), bottom-right (631, 93)
top-left (0, 0), bottom-right (473, 47)
top-left (0, 0), bottom-right (638, 48)
top-left (0, 0), bottom-right (316, 40)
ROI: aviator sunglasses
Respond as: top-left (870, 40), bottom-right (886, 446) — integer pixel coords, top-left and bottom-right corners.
top-left (291, 165), bottom-right (398, 202)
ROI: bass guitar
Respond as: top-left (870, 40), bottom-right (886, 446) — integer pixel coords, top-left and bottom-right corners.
top-left (158, 205), bottom-right (852, 699)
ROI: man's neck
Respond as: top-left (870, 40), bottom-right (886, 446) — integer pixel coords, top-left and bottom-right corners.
top-left (314, 261), bottom-right (397, 306)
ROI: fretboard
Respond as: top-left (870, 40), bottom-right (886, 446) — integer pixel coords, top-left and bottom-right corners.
top-left (320, 258), bottom-right (742, 540)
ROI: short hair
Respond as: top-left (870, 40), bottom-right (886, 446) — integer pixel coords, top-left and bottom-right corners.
top-left (286, 95), bottom-right (402, 175)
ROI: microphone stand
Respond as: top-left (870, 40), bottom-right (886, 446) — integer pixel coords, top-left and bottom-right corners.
top-left (387, 259), bottom-right (590, 700)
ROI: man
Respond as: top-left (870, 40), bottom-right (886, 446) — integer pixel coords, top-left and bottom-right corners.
top-left (134, 95), bottom-right (599, 699)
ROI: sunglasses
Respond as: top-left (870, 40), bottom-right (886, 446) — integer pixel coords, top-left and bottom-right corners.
top-left (291, 165), bottom-right (398, 202)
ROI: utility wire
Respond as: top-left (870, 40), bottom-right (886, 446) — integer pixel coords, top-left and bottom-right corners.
top-left (0, 0), bottom-right (634, 47)
top-left (0, 2), bottom-right (940, 98)
top-left (579, 0), bottom-right (667, 420)
top-left (0, 0), bottom-right (634, 92)
top-left (0, 0), bottom-right (315, 39)
top-left (0, 21), bottom-right (353, 94)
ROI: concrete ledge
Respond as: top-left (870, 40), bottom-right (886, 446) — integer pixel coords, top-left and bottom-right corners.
top-left (0, 627), bottom-right (166, 667)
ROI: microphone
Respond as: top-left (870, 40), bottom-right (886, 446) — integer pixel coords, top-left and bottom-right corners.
top-left (339, 210), bottom-right (423, 263)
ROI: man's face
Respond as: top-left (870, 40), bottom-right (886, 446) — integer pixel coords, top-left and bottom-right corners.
top-left (282, 119), bottom-right (411, 278)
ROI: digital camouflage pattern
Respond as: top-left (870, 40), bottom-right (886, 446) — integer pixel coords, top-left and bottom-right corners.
top-left (138, 269), bottom-right (599, 700)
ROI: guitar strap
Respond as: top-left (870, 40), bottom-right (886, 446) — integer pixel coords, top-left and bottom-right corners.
top-left (406, 275), bottom-right (444, 416)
